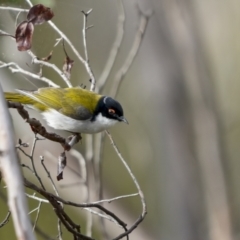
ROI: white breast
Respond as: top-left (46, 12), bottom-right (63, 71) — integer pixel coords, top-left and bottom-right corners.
top-left (42, 109), bottom-right (118, 133)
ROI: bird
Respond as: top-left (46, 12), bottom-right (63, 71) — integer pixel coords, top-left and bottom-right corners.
top-left (4, 87), bottom-right (128, 134)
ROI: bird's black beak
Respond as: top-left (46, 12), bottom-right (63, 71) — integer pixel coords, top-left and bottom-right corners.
top-left (118, 116), bottom-right (129, 124)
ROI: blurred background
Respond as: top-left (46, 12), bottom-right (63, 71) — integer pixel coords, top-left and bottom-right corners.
top-left (1, 0), bottom-right (240, 240)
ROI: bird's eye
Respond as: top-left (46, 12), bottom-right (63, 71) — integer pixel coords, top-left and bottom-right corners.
top-left (108, 108), bottom-right (115, 114)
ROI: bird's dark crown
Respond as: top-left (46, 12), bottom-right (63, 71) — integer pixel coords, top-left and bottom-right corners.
top-left (91, 96), bottom-right (124, 122)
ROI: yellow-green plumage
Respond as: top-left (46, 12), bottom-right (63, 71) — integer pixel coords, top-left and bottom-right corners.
top-left (5, 87), bottom-right (102, 118)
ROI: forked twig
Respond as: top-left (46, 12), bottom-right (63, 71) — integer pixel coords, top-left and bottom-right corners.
top-left (110, 7), bottom-right (152, 97)
top-left (0, 59), bottom-right (59, 87)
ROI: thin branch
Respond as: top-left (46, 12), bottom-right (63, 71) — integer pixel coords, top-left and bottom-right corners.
top-left (105, 131), bottom-right (147, 240)
top-left (70, 149), bottom-right (87, 182)
top-left (83, 208), bottom-right (121, 227)
top-left (57, 219), bottom-right (63, 240)
top-left (0, 60), bottom-right (59, 87)
top-left (98, 0), bottom-right (125, 92)
top-left (0, 211), bottom-right (11, 228)
top-left (40, 156), bottom-right (58, 196)
top-left (92, 132), bottom-right (108, 239)
top-left (15, 11), bottom-right (22, 28)
top-left (110, 8), bottom-right (151, 97)
top-left (0, 28), bottom-right (67, 87)
top-left (32, 201), bottom-right (42, 232)
top-left (26, 193), bottom-right (49, 203)
top-left (90, 193), bottom-right (139, 204)
top-left (0, 6), bottom-right (28, 12)
top-left (28, 206), bottom-right (40, 215)
top-left (82, 9), bottom-right (92, 62)
top-left (85, 134), bottom-right (94, 237)
top-left (27, 50), bottom-right (72, 87)
top-left (81, 9), bottom-right (95, 92)
top-left (41, 155), bottom-right (63, 239)
top-left (30, 136), bottom-right (46, 190)
top-left (21, 163), bottom-right (34, 174)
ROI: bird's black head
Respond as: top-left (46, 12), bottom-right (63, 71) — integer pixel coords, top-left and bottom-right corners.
top-left (92, 96), bottom-right (128, 123)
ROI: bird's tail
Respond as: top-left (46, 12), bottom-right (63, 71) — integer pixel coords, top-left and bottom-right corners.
top-left (4, 92), bottom-right (35, 105)
top-left (4, 92), bottom-right (47, 111)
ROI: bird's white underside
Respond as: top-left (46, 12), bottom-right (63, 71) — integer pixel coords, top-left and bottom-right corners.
top-left (42, 109), bottom-right (118, 133)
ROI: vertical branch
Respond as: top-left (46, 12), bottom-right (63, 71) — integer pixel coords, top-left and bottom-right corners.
top-left (41, 156), bottom-right (63, 239)
top-left (82, 9), bottom-right (92, 62)
top-left (0, 83), bottom-right (36, 240)
top-left (29, 137), bottom-right (45, 190)
top-left (97, 0), bottom-right (125, 93)
top-left (32, 201), bottom-right (42, 232)
top-left (85, 135), bottom-right (94, 237)
top-left (110, 9), bottom-right (151, 97)
top-left (82, 9), bottom-right (95, 92)
top-left (105, 131), bottom-right (147, 217)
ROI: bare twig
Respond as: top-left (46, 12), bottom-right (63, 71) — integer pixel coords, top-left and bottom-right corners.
top-left (30, 136), bottom-right (46, 190)
top-left (40, 156), bottom-right (58, 195)
top-left (27, 50), bottom-right (72, 87)
top-left (0, 29), bottom-right (69, 88)
top-left (98, 0), bottom-right (125, 92)
top-left (106, 131), bottom-right (147, 240)
top-left (0, 83), bottom-right (36, 240)
top-left (41, 155), bottom-right (63, 239)
top-left (82, 9), bottom-right (92, 62)
top-left (26, 180), bottom-right (91, 240)
top-left (15, 11), bottom-right (22, 28)
top-left (110, 7), bottom-right (151, 97)
top-left (89, 193), bottom-right (139, 204)
top-left (21, 163), bottom-right (34, 174)
top-left (28, 206), bottom-right (41, 215)
top-left (26, 193), bottom-right (49, 203)
top-left (0, 211), bottom-right (11, 228)
top-left (0, 6), bottom-right (28, 13)
top-left (32, 201), bottom-right (42, 232)
top-left (57, 219), bottom-right (63, 240)
top-left (70, 149), bottom-right (87, 182)
top-left (85, 134), bottom-right (94, 237)
top-left (0, 60), bottom-right (59, 87)
top-left (82, 9), bottom-right (95, 92)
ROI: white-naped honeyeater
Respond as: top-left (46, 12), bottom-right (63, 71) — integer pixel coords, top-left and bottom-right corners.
top-left (5, 87), bottom-right (128, 133)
